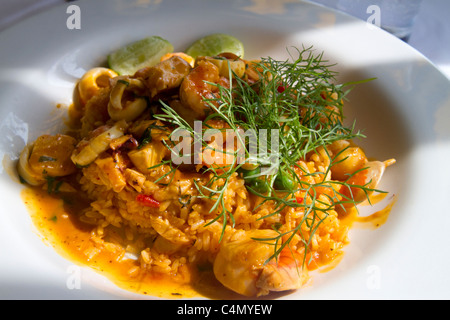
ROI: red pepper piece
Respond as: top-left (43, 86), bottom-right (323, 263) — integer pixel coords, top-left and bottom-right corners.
top-left (136, 194), bottom-right (160, 208)
top-left (277, 85), bottom-right (286, 93)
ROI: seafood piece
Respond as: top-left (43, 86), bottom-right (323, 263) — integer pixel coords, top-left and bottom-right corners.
top-left (257, 245), bottom-right (307, 294)
top-left (128, 119), bottom-right (168, 142)
top-left (213, 229), bottom-right (308, 297)
top-left (94, 156), bottom-right (127, 192)
top-left (179, 59), bottom-right (228, 118)
top-left (109, 134), bottom-right (137, 151)
top-left (123, 168), bottom-right (146, 192)
top-left (331, 146), bottom-right (368, 181)
top-left (160, 52), bottom-right (195, 67)
top-left (244, 59), bottom-right (263, 83)
top-left (127, 140), bottom-right (168, 174)
top-left (79, 88), bottom-right (112, 138)
top-left (17, 145), bottom-right (45, 186)
top-left (197, 53), bottom-right (246, 79)
top-left (167, 99), bottom-right (198, 129)
top-left (149, 215), bottom-right (190, 245)
top-left (18, 134), bottom-right (77, 185)
top-left (108, 77), bottom-right (148, 121)
top-left (341, 158), bottom-right (396, 204)
top-left (135, 55), bottom-right (192, 99)
top-left (78, 67), bottom-right (118, 105)
top-left (71, 120), bottom-right (128, 167)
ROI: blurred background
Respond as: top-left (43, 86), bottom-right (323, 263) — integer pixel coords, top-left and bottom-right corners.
top-left (1, 0), bottom-right (449, 79)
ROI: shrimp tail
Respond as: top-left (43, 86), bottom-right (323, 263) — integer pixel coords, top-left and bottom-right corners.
top-left (256, 250), bottom-right (309, 295)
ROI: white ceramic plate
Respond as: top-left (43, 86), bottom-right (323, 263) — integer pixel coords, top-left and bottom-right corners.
top-left (1, 0), bottom-right (449, 300)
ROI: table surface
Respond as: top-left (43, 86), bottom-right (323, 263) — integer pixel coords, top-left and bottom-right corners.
top-left (1, 0), bottom-right (449, 80)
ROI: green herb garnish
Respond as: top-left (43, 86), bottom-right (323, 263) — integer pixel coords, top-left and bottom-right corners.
top-left (44, 175), bottom-right (63, 194)
top-left (155, 46), bottom-right (380, 264)
top-left (138, 123), bottom-right (169, 149)
top-left (38, 156), bottom-right (57, 162)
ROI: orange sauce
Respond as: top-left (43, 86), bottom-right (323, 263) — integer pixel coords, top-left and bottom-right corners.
top-left (20, 187), bottom-right (226, 299)
top-left (354, 194), bottom-right (397, 229)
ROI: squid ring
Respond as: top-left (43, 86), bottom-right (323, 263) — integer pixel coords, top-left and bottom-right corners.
top-left (107, 77), bottom-right (148, 121)
top-left (71, 120), bottom-right (129, 167)
top-left (17, 144), bottom-right (45, 186)
top-left (78, 67), bottom-right (118, 104)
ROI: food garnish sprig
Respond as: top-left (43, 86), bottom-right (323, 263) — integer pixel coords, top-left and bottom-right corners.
top-left (155, 46), bottom-right (382, 266)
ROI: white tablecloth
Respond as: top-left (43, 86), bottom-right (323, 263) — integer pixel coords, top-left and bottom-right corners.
top-left (1, 0), bottom-right (449, 80)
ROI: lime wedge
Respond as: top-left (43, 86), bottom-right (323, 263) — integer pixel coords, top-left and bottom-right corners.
top-left (107, 36), bottom-right (174, 75)
top-left (185, 33), bottom-right (244, 59)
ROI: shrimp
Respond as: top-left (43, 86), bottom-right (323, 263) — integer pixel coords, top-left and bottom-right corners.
top-left (330, 145), bottom-right (368, 181)
top-left (213, 229), bottom-right (309, 297)
top-left (179, 59), bottom-right (229, 118)
top-left (17, 134), bottom-right (77, 186)
top-left (326, 141), bottom-right (396, 204)
top-left (340, 158), bottom-right (396, 204)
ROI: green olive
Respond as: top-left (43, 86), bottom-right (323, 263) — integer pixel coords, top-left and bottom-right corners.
top-left (249, 178), bottom-right (270, 194)
top-left (238, 166), bottom-right (270, 194)
top-left (239, 166), bottom-right (261, 182)
top-left (273, 169), bottom-right (297, 191)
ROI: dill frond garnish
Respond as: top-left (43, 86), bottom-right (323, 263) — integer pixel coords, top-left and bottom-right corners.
top-left (154, 46), bottom-right (380, 264)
